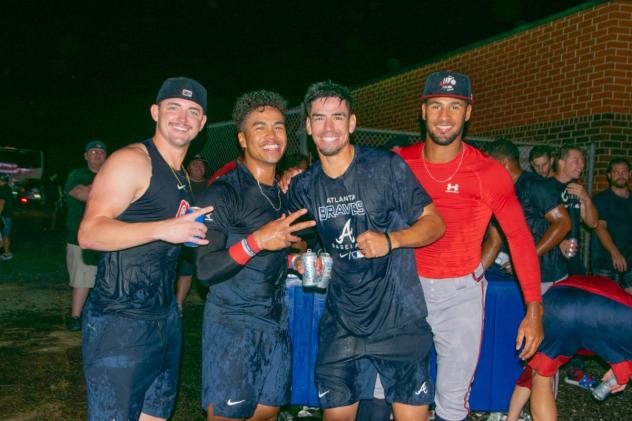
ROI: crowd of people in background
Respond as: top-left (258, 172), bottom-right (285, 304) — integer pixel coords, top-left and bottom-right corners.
top-left (0, 72), bottom-right (630, 421)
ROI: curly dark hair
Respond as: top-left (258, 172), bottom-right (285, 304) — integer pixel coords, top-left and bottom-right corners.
top-left (303, 81), bottom-right (354, 116)
top-left (232, 90), bottom-right (287, 131)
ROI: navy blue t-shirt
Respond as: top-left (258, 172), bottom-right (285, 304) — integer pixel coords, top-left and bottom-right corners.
top-left (551, 177), bottom-right (586, 275)
top-left (591, 188), bottom-right (632, 271)
top-left (89, 139), bottom-right (193, 319)
top-left (196, 163), bottom-right (289, 332)
top-left (287, 146), bottom-right (431, 337)
top-left (515, 171), bottom-right (567, 283)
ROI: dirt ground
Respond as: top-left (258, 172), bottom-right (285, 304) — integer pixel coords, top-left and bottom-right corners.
top-left (1, 209), bottom-right (630, 420)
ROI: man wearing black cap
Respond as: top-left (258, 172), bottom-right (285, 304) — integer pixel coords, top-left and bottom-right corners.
top-left (175, 153), bottom-right (208, 314)
top-left (78, 77), bottom-right (213, 421)
top-left (397, 71), bottom-right (543, 421)
top-left (188, 153), bottom-right (209, 195)
top-left (64, 140), bottom-right (107, 331)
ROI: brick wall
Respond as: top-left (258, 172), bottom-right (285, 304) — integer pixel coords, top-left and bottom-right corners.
top-left (352, 0), bottom-right (632, 192)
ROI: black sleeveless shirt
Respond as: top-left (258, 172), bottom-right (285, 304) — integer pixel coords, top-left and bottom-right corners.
top-left (88, 139), bottom-right (193, 319)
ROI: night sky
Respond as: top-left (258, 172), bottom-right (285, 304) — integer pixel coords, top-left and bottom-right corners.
top-left (2, 0), bottom-right (586, 176)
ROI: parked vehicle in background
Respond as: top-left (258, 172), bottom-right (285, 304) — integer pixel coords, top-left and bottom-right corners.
top-left (0, 147), bottom-right (45, 206)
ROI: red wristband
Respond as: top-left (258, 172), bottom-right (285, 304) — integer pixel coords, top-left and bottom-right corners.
top-left (288, 254), bottom-right (300, 269)
top-left (246, 234), bottom-right (261, 254)
top-left (228, 235), bottom-right (260, 266)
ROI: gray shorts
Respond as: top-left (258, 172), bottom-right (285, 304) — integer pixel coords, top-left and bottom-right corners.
top-left (66, 243), bottom-right (98, 288)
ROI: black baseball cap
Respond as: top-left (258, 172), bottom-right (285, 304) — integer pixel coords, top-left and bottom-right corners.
top-left (420, 71), bottom-right (474, 103)
top-left (188, 153), bottom-right (207, 164)
top-left (156, 77), bottom-right (207, 113)
top-left (85, 140), bottom-right (107, 152)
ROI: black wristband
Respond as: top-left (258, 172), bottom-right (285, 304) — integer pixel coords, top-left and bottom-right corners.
top-left (384, 232), bottom-right (392, 254)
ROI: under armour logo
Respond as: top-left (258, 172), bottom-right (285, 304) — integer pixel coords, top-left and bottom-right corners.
top-left (445, 183), bottom-right (459, 193)
top-left (415, 382), bottom-right (428, 395)
top-left (181, 89), bottom-right (193, 98)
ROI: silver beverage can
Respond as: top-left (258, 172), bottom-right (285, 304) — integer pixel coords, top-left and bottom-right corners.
top-left (591, 375), bottom-right (617, 401)
top-left (317, 252), bottom-right (333, 289)
top-left (301, 249), bottom-right (318, 287)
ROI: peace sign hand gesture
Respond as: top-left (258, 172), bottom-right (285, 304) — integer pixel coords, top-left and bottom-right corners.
top-left (252, 209), bottom-right (316, 251)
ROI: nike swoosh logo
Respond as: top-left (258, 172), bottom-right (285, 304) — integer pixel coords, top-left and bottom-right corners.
top-left (177, 184), bottom-right (186, 190)
top-left (318, 390), bottom-right (330, 398)
top-left (227, 399), bottom-right (246, 406)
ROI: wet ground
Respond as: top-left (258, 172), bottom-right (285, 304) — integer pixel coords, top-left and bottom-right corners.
top-left (0, 209), bottom-right (629, 420)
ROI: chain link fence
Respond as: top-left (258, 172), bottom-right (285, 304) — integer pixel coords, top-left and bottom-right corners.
top-left (200, 106), bottom-right (427, 175)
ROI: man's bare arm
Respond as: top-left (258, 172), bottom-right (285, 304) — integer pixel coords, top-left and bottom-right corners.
top-left (78, 144), bottom-right (212, 251)
top-left (566, 182), bottom-right (598, 229)
top-left (595, 220), bottom-right (628, 272)
top-left (68, 184), bottom-right (91, 202)
top-left (536, 205), bottom-right (571, 257)
top-left (481, 223), bottom-right (503, 271)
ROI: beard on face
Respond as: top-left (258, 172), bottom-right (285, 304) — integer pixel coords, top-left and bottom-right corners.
top-left (610, 177), bottom-right (629, 188)
top-left (424, 116), bottom-right (466, 146)
top-left (428, 129), bottom-right (460, 146)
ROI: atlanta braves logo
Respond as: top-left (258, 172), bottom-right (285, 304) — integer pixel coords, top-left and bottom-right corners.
top-left (335, 219), bottom-right (356, 244)
top-left (176, 200), bottom-right (190, 217)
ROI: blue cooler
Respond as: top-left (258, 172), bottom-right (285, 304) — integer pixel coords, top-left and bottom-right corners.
top-left (285, 277), bottom-right (326, 406)
top-left (469, 267), bottom-right (526, 412)
top-left (285, 267), bottom-right (527, 411)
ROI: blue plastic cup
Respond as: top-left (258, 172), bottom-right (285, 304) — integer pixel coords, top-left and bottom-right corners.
top-left (184, 207), bottom-right (205, 247)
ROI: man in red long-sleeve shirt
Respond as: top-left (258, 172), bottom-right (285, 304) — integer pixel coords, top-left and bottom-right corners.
top-left (397, 71), bottom-right (544, 421)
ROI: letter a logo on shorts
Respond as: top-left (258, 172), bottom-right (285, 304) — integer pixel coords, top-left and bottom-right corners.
top-left (415, 382), bottom-right (428, 395)
top-left (335, 219), bottom-right (355, 244)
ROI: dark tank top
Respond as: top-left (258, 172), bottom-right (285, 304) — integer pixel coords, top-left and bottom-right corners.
top-left (88, 139), bottom-right (193, 319)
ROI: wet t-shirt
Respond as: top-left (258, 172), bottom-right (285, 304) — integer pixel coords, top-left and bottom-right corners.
top-left (515, 171), bottom-right (567, 283)
top-left (287, 146), bottom-right (431, 337)
top-left (195, 163), bottom-right (289, 332)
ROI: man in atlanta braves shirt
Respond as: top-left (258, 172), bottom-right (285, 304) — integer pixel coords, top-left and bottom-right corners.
top-left (287, 81), bottom-right (445, 421)
top-left (397, 71), bottom-right (543, 421)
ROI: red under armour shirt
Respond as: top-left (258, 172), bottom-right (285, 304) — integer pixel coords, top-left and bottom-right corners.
top-left (398, 142), bottom-right (541, 303)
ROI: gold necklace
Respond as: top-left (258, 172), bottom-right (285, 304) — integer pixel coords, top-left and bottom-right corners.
top-left (422, 145), bottom-right (465, 183)
top-left (256, 179), bottom-right (282, 211)
top-left (168, 165), bottom-right (192, 193)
